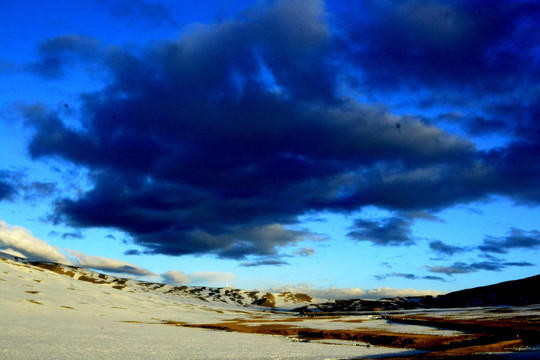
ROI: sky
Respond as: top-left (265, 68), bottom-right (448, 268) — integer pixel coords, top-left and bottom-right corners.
top-left (1, 0), bottom-right (540, 298)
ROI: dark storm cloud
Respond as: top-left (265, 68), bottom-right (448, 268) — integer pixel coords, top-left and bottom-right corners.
top-left (429, 240), bottom-right (467, 256)
top-left (479, 228), bottom-right (540, 254)
top-left (348, 215), bottom-right (415, 246)
top-left (429, 260), bottom-right (534, 276)
top-left (336, 0), bottom-right (540, 207)
top-left (19, 0), bottom-right (540, 260)
top-left (340, 0), bottom-right (540, 94)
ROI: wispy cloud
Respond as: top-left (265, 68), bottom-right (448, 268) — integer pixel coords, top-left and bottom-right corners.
top-left (479, 228), bottom-right (540, 254)
top-left (429, 240), bottom-right (468, 256)
top-left (62, 231), bottom-right (84, 240)
top-left (268, 284), bottom-right (441, 300)
top-left (348, 214), bottom-right (415, 246)
top-left (293, 246), bottom-right (316, 256)
top-left (0, 170), bottom-right (56, 203)
top-left (429, 260), bottom-right (534, 276)
top-left (0, 178), bottom-right (16, 201)
top-left (124, 249), bottom-right (142, 256)
top-left (25, 35), bottom-right (104, 79)
top-left (99, 0), bottom-right (177, 27)
top-left (375, 272), bottom-right (446, 282)
top-left (240, 258), bottom-right (290, 267)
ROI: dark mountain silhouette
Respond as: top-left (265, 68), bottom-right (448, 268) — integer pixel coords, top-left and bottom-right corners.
top-left (435, 274), bottom-right (540, 307)
top-left (295, 274), bottom-right (540, 314)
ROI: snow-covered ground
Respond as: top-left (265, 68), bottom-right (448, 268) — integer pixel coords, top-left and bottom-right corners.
top-left (2, 255), bottom-right (539, 359)
top-left (0, 256), bottom-right (424, 359)
top-left (1, 310), bottom-right (423, 360)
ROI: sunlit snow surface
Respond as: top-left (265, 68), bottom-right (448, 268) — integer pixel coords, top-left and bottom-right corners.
top-left (2, 255), bottom-right (539, 359)
top-left (0, 256), bottom-right (422, 359)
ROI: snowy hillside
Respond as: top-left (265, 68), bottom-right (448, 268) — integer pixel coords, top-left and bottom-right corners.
top-left (2, 254), bottom-right (539, 359)
top-left (0, 254), bottom-right (423, 359)
top-left (1, 253), bottom-right (315, 309)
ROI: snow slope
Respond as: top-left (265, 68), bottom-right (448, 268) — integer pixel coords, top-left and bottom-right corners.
top-left (0, 255), bottom-right (421, 359)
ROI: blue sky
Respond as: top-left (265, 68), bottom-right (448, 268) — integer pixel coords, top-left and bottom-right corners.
top-left (1, 0), bottom-right (540, 298)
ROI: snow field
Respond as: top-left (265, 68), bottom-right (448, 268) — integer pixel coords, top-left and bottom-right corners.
top-left (0, 257), bottom-right (423, 359)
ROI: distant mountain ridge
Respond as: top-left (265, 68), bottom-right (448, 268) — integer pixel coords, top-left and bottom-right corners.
top-left (436, 273), bottom-right (540, 307)
top-left (1, 252), bottom-right (538, 312)
top-left (296, 274), bottom-right (540, 314)
top-left (0, 253), bottom-right (313, 309)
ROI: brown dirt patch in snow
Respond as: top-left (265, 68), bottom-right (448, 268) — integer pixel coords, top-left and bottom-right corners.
top-left (32, 263), bottom-right (77, 277)
top-left (373, 314), bottom-right (540, 358)
top-left (161, 320), bottom-right (188, 326)
top-left (378, 339), bottom-right (524, 359)
top-left (161, 312), bottom-right (540, 358)
top-left (78, 275), bottom-right (107, 283)
top-left (175, 320), bottom-right (479, 350)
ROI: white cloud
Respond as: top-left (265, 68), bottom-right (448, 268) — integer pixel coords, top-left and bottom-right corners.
top-left (66, 249), bottom-right (155, 276)
top-left (267, 284), bottom-right (441, 300)
top-left (0, 220), bottom-right (73, 264)
top-left (188, 271), bottom-right (235, 286)
top-left (293, 246), bottom-right (315, 256)
top-left (162, 270), bottom-right (235, 286)
top-left (0, 248), bottom-right (27, 258)
top-left (162, 270), bottom-right (190, 284)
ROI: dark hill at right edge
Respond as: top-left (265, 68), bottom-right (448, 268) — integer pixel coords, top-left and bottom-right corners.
top-left (434, 274), bottom-right (540, 307)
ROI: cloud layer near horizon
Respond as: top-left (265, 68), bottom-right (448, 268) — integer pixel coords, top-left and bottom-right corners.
top-left (269, 284), bottom-right (441, 300)
top-left (66, 249), bottom-right (155, 276)
top-left (0, 220), bottom-right (73, 264)
top-left (0, 218), bottom-right (156, 276)
top-left (163, 270), bottom-right (235, 286)
top-left (7, 0), bottom-right (540, 265)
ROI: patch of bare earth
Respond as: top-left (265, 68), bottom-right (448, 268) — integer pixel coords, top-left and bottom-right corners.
top-left (374, 314), bottom-right (540, 358)
top-left (161, 319), bottom-right (478, 350)
top-left (26, 299), bottom-right (43, 305)
top-left (31, 263), bottom-right (77, 277)
top-left (156, 312), bottom-right (540, 358)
